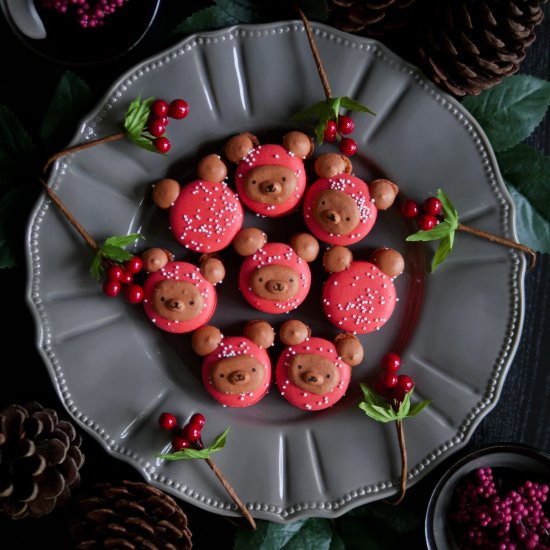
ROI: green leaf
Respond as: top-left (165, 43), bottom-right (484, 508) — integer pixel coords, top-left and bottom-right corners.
top-left (158, 427), bottom-right (230, 461)
top-left (355, 501), bottom-right (422, 533)
top-left (41, 71), bottom-right (93, 151)
top-left (407, 399), bottom-right (432, 417)
top-left (359, 402), bottom-right (395, 423)
top-left (359, 383), bottom-right (387, 408)
top-left (104, 233), bottom-right (143, 248)
top-left (293, 100), bottom-right (329, 121)
top-left (0, 106), bottom-right (36, 186)
top-left (99, 244), bottom-right (133, 262)
top-left (234, 518), bottom-right (336, 550)
top-left (396, 390), bottom-right (412, 418)
top-left (462, 74), bottom-right (550, 152)
top-left (506, 185), bottom-right (550, 254)
top-left (339, 96), bottom-right (376, 115)
top-left (124, 96), bottom-right (154, 140)
top-left (437, 188), bottom-right (459, 227)
top-left (497, 143), bottom-right (550, 224)
top-left (90, 252), bottom-right (103, 280)
top-left (406, 221), bottom-right (454, 242)
top-left (431, 234), bottom-right (454, 272)
top-left (171, 6), bottom-right (240, 38)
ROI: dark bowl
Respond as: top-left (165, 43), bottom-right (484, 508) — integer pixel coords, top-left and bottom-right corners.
top-left (425, 444), bottom-right (550, 549)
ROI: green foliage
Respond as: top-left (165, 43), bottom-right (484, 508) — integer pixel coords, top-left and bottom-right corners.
top-left (0, 187), bottom-right (34, 268)
top-left (90, 233), bottom-right (143, 280)
top-left (463, 74), bottom-right (550, 254)
top-left (157, 427), bottom-right (230, 461)
top-left (123, 96), bottom-right (158, 153)
top-left (41, 71), bottom-right (94, 151)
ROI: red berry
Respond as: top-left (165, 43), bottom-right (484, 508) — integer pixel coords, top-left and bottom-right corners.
top-left (417, 214), bottom-right (437, 231)
top-left (124, 256), bottom-right (143, 274)
top-left (324, 120), bottom-right (337, 142)
top-left (374, 380), bottom-right (390, 399)
top-left (160, 116), bottom-right (169, 126)
top-left (338, 115), bottom-right (354, 135)
top-left (148, 118), bottom-right (166, 138)
top-left (381, 352), bottom-right (401, 372)
top-left (119, 271), bottom-right (133, 285)
top-left (401, 199), bottom-right (419, 219)
top-left (168, 99), bottom-right (189, 119)
top-left (380, 372), bottom-right (399, 389)
top-left (189, 413), bottom-right (205, 429)
top-left (151, 99), bottom-right (168, 118)
top-left (158, 412), bottom-right (177, 430)
top-left (103, 279), bottom-right (121, 297)
top-left (423, 197), bottom-right (442, 216)
top-left (339, 137), bottom-right (357, 156)
top-left (154, 137), bottom-right (171, 153)
top-left (181, 423), bottom-right (202, 443)
top-left (106, 265), bottom-right (124, 281)
top-left (171, 435), bottom-right (190, 450)
top-left (124, 284), bottom-right (144, 304)
top-left (395, 375), bottom-right (414, 400)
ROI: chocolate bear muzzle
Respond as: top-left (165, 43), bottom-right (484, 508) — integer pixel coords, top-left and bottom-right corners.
top-left (289, 354), bottom-right (340, 395)
top-left (152, 280), bottom-right (204, 322)
top-left (313, 189), bottom-right (360, 235)
top-left (210, 355), bottom-right (265, 394)
top-left (244, 165), bottom-right (297, 205)
top-left (250, 264), bottom-right (300, 301)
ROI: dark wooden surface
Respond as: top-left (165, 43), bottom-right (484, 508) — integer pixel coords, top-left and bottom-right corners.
top-left (0, 2), bottom-right (548, 548)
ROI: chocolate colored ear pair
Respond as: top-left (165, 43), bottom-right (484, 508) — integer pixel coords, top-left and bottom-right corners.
top-left (322, 246), bottom-right (405, 279)
top-left (279, 320), bottom-right (364, 368)
top-left (140, 247), bottom-right (225, 285)
top-left (233, 228), bottom-right (319, 262)
top-left (313, 153), bottom-right (399, 211)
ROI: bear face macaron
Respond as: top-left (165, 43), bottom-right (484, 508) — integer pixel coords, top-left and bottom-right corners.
top-left (152, 154), bottom-right (243, 253)
top-left (322, 246), bottom-right (404, 334)
top-left (225, 131), bottom-right (313, 217)
top-left (275, 320), bottom-right (363, 411)
top-left (233, 228), bottom-right (319, 314)
top-left (142, 249), bottom-right (225, 334)
top-left (192, 321), bottom-right (275, 407)
top-left (303, 153), bottom-right (399, 245)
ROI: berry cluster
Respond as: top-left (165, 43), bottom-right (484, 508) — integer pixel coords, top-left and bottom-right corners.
top-left (41, 0), bottom-right (130, 29)
top-left (323, 115), bottom-right (358, 156)
top-left (102, 255), bottom-right (144, 304)
top-left (158, 412), bottom-right (206, 451)
top-left (401, 196), bottom-right (443, 231)
top-left (148, 99), bottom-right (189, 153)
top-left (450, 467), bottom-right (550, 549)
top-left (375, 352), bottom-right (414, 406)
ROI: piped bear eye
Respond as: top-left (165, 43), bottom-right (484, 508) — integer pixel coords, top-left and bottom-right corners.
top-left (258, 277), bottom-right (263, 282)
top-left (289, 278), bottom-right (294, 283)
top-left (297, 364), bottom-right (302, 370)
top-left (326, 374), bottom-right (331, 379)
top-left (321, 201), bottom-right (326, 206)
top-left (189, 300), bottom-right (194, 305)
top-left (282, 177), bottom-right (286, 182)
top-left (160, 297), bottom-right (165, 302)
top-left (252, 180), bottom-right (257, 184)
top-left (252, 368), bottom-right (256, 372)
top-left (219, 374), bottom-right (225, 378)
top-left (345, 216), bottom-right (350, 221)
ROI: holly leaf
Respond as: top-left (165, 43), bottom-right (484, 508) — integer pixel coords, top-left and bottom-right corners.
top-left (41, 71), bottom-right (93, 151)
top-left (171, 6), bottom-right (240, 38)
top-left (408, 399), bottom-right (432, 417)
top-left (339, 96), bottom-right (376, 115)
top-left (437, 188), bottom-right (459, 226)
top-left (234, 517), bottom-right (337, 550)
top-left (430, 234), bottom-right (454, 272)
top-left (397, 390), bottom-right (411, 417)
top-left (158, 427), bottom-right (230, 461)
top-left (406, 221), bottom-right (454, 243)
top-left (124, 96), bottom-right (161, 153)
top-left (0, 106), bottom-right (36, 186)
top-left (462, 74), bottom-right (550, 152)
top-left (90, 233), bottom-right (143, 279)
top-left (359, 383), bottom-right (387, 408)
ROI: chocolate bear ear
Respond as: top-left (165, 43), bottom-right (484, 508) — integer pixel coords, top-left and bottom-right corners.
top-left (334, 333), bottom-right (364, 367)
top-left (141, 248), bottom-right (174, 273)
top-left (322, 246), bottom-right (353, 273)
top-left (282, 131), bottom-right (314, 159)
top-left (199, 254), bottom-right (225, 285)
top-left (370, 178), bottom-right (399, 210)
top-left (279, 320), bottom-right (311, 346)
top-left (314, 153), bottom-right (353, 178)
top-left (152, 178), bottom-right (180, 209)
top-left (224, 132), bottom-right (259, 163)
top-left (233, 228), bottom-right (268, 256)
top-left (289, 232), bottom-right (319, 262)
top-left (371, 248), bottom-right (405, 278)
top-left (244, 320), bottom-right (275, 349)
top-left (192, 326), bottom-right (223, 356)
top-left (197, 154), bottom-right (228, 183)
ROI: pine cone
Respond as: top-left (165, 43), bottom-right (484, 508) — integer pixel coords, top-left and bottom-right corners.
top-left (416, 0), bottom-right (548, 96)
top-left (0, 401), bottom-right (85, 519)
top-left (71, 480), bottom-right (192, 550)
top-left (329, 0), bottom-right (420, 37)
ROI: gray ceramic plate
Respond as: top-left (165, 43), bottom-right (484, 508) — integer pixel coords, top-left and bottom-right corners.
top-left (26, 21), bottom-right (525, 523)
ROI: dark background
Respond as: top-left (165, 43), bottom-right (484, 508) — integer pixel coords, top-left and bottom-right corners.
top-left (0, 1), bottom-right (549, 548)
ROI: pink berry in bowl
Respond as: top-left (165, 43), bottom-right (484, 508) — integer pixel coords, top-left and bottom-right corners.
top-left (423, 197), bottom-right (443, 216)
top-left (151, 99), bottom-right (169, 118)
top-left (158, 412), bottom-right (177, 430)
top-left (168, 99), bottom-right (189, 119)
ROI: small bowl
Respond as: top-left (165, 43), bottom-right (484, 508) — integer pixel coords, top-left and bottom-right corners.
top-left (425, 444), bottom-right (550, 549)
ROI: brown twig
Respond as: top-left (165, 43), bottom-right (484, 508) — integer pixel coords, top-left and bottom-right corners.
top-left (39, 178), bottom-right (98, 251)
top-left (205, 457), bottom-right (256, 530)
top-left (43, 131), bottom-right (126, 175)
top-left (295, 6), bottom-right (332, 99)
top-left (385, 420), bottom-right (407, 505)
top-left (457, 223), bottom-right (537, 270)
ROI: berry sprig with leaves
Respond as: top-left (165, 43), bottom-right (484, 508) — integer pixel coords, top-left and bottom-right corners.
top-left (405, 189), bottom-right (537, 272)
top-left (359, 353), bottom-right (431, 504)
top-left (156, 411), bottom-right (256, 529)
